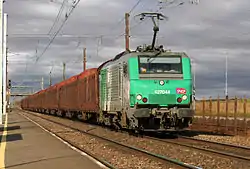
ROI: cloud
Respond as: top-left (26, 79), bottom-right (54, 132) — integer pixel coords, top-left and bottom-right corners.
top-left (5, 0), bottom-right (250, 99)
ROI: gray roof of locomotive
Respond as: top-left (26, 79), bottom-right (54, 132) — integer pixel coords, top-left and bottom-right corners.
top-left (100, 50), bottom-right (189, 69)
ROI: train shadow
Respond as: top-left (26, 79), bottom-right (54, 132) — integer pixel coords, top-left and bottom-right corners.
top-left (177, 130), bottom-right (233, 137)
top-left (145, 131), bottom-right (178, 139)
top-left (143, 129), bottom-right (233, 139)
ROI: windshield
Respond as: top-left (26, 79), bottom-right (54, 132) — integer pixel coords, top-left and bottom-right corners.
top-left (138, 56), bottom-right (182, 74)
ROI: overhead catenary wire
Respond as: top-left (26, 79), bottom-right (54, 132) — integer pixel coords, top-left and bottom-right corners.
top-left (24, 0), bottom-right (67, 73)
top-left (129, 0), bottom-right (143, 13)
top-left (15, 0), bottom-right (160, 82)
top-left (8, 0), bottom-right (146, 42)
top-left (35, 0), bottom-right (81, 63)
top-left (108, 0), bottom-right (144, 33)
top-left (48, 0), bottom-right (68, 35)
top-left (11, 0), bottom-right (179, 76)
top-left (13, 1), bottom-right (204, 92)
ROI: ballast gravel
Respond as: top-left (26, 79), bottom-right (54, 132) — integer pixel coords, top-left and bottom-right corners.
top-left (21, 112), bottom-right (179, 169)
top-left (22, 111), bottom-right (250, 169)
top-left (192, 134), bottom-right (250, 147)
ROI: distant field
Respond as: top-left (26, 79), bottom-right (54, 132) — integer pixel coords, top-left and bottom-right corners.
top-left (195, 98), bottom-right (250, 118)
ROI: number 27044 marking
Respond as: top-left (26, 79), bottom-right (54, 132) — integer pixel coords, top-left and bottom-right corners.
top-left (154, 90), bottom-right (170, 94)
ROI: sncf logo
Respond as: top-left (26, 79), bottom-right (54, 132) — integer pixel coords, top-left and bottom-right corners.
top-left (176, 88), bottom-right (186, 94)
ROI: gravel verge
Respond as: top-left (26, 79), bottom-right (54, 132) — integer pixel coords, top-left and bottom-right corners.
top-left (23, 111), bottom-right (250, 169)
top-left (192, 134), bottom-right (250, 147)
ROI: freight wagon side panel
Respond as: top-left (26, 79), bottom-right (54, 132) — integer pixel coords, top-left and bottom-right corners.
top-left (24, 98), bottom-right (27, 110)
top-left (59, 75), bottom-right (78, 111)
top-left (51, 88), bottom-right (59, 109)
top-left (30, 95), bottom-right (35, 110)
top-left (43, 89), bottom-right (49, 110)
top-left (65, 80), bottom-right (79, 111)
top-left (45, 87), bottom-right (58, 110)
top-left (38, 92), bottom-right (44, 110)
top-left (58, 86), bottom-right (63, 110)
top-left (57, 81), bottom-right (66, 110)
top-left (78, 69), bottom-right (99, 112)
top-left (88, 73), bottom-right (98, 111)
top-left (60, 83), bottom-right (70, 110)
top-left (36, 94), bottom-right (40, 110)
top-left (78, 77), bottom-right (86, 110)
top-left (42, 90), bottom-right (48, 110)
top-left (27, 97), bottom-right (31, 110)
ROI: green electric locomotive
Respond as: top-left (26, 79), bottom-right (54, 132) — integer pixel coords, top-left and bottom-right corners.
top-left (98, 45), bottom-right (195, 133)
top-left (98, 13), bottom-right (195, 133)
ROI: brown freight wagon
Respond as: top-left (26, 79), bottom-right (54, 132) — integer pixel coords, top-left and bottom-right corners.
top-left (24, 96), bottom-right (30, 110)
top-left (44, 85), bottom-right (59, 113)
top-left (29, 89), bottom-right (45, 111)
top-left (21, 97), bottom-right (27, 109)
top-left (58, 74), bottom-right (79, 112)
top-left (77, 68), bottom-right (99, 113)
top-left (38, 89), bottom-right (46, 112)
top-left (29, 93), bottom-right (37, 111)
top-left (21, 61), bottom-right (111, 118)
top-left (31, 91), bottom-right (39, 111)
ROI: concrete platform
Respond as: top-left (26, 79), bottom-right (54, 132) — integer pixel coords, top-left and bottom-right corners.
top-left (0, 110), bottom-right (106, 169)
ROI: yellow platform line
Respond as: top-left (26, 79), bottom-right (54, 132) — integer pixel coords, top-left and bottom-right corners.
top-left (0, 114), bottom-right (8, 169)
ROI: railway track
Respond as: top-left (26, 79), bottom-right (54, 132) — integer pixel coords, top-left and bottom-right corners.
top-left (178, 136), bottom-right (250, 157)
top-left (20, 110), bottom-right (202, 169)
top-left (144, 135), bottom-right (250, 163)
top-left (20, 112), bottom-right (116, 169)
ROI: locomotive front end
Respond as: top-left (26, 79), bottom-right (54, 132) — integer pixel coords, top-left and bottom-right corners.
top-left (128, 52), bottom-right (195, 132)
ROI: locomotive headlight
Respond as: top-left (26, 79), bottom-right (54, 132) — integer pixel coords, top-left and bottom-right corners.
top-left (159, 80), bottom-right (165, 86)
top-left (136, 94), bottom-right (142, 100)
top-left (182, 95), bottom-right (188, 100)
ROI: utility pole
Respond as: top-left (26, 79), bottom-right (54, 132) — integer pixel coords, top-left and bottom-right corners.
top-left (49, 71), bottom-right (52, 87)
top-left (225, 52), bottom-right (228, 99)
top-left (83, 47), bottom-right (86, 71)
top-left (3, 13), bottom-right (7, 115)
top-left (41, 77), bottom-right (44, 90)
top-left (125, 13), bottom-right (130, 51)
top-left (36, 40), bottom-right (39, 58)
top-left (49, 63), bottom-right (54, 86)
top-left (0, 0), bottom-right (3, 124)
top-left (63, 62), bottom-right (66, 80)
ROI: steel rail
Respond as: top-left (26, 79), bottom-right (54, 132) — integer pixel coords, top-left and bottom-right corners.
top-left (19, 112), bottom-right (116, 169)
top-left (144, 136), bottom-right (250, 162)
top-left (22, 111), bottom-right (202, 169)
top-left (178, 135), bottom-right (250, 150)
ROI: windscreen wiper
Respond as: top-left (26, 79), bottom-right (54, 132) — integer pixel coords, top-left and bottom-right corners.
top-left (147, 50), bottom-right (162, 63)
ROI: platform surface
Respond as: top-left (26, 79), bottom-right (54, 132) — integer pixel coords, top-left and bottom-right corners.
top-left (0, 110), bottom-right (104, 169)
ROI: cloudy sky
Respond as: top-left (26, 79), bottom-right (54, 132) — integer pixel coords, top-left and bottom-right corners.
top-left (4, 0), bottom-right (250, 100)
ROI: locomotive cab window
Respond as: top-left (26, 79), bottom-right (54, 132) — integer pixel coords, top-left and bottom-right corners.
top-left (138, 55), bottom-right (182, 74)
